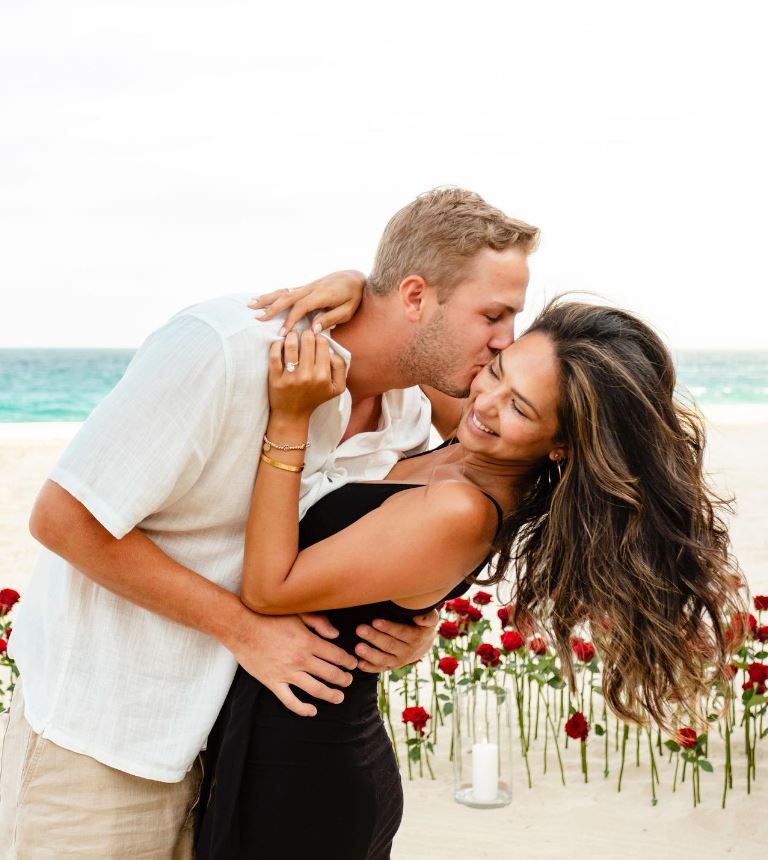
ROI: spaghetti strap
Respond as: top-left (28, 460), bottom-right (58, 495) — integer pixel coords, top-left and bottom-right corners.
top-left (479, 490), bottom-right (504, 534)
top-left (404, 436), bottom-right (458, 460)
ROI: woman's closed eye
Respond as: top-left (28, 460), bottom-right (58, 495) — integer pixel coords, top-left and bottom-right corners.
top-left (487, 364), bottom-right (528, 418)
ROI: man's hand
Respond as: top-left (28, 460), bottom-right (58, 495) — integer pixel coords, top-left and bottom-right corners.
top-left (227, 609), bottom-right (358, 717)
top-left (248, 270), bottom-right (365, 336)
top-left (354, 609), bottom-right (439, 673)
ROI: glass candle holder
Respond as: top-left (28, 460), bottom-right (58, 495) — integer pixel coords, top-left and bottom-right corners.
top-left (452, 682), bottom-right (513, 808)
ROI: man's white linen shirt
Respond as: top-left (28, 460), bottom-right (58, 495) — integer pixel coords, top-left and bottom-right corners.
top-left (10, 295), bottom-right (432, 782)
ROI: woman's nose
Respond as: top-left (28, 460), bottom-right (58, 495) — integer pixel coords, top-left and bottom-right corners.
top-left (474, 389), bottom-right (498, 417)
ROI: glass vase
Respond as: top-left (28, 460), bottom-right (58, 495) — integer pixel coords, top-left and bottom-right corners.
top-left (452, 681), bottom-right (513, 808)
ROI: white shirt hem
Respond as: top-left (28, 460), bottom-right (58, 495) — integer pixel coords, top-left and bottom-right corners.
top-left (23, 701), bottom-right (191, 784)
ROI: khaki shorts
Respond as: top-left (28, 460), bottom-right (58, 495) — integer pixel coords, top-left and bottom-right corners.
top-left (0, 680), bottom-right (203, 859)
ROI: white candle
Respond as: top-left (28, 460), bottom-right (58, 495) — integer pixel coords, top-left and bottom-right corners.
top-left (472, 738), bottom-right (499, 803)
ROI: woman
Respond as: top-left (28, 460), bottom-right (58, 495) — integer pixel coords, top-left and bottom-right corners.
top-left (196, 298), bottom-right (742, 858)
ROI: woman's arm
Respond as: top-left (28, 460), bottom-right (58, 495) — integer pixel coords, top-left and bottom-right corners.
top-left (241, 481), bottom-right (496, 615)
top-left (242, 328), bottom-right (496, 616)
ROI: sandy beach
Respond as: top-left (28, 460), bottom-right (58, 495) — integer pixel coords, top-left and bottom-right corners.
top-left (1, 409), bottom-right (767, 858)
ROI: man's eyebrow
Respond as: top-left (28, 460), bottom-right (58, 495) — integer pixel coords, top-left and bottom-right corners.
top-left (488, 302), bottom-right (520, 315)
top-left (497, 352), bottom-right (541, 418)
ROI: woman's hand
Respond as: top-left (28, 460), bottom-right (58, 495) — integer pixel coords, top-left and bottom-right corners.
top-left (250, 270), bottom-right (366, 336)
top-left (268, 330), bottom-right (347, 418)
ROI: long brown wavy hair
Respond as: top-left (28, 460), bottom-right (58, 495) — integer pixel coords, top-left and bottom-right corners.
top-left (484, 298), bottom-right (745, 729)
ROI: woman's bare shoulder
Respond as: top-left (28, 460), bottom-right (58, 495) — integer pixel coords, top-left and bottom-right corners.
top-left (388, 480), bottom-right (499, 541)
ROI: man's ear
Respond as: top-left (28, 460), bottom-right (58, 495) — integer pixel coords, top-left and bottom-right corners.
top-left (397, 275), bottom-right (431, 323)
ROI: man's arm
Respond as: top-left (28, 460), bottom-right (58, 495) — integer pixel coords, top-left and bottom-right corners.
top-left (29, 481), bottom-right (358, 717)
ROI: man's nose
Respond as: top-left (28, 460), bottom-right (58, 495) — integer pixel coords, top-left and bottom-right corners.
top-left (489, 324), bottom-right (514, 351)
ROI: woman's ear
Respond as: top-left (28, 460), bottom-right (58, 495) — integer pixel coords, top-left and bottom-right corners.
top-left (548, 447), bottom-right (567, 463)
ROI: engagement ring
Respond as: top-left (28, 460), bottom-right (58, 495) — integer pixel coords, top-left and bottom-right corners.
top-left (285, 361), bottom-right (297, 373)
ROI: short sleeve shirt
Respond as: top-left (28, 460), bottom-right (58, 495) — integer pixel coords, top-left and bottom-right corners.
top-left (10, 294), bottom-right (432, 781)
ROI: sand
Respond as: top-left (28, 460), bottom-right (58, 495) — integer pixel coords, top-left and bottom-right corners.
top-left (1, 411), bottom-right (767, 858)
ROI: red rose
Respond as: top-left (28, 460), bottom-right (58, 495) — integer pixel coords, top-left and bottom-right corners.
top-left (529, 637), bottom-right (548, 656)
top-left (0, 589), bottom-right (20, 616)
top-left (437, 656), bottom-right (459, 676)
top-left (571, 638), bottom-right (596, 663)
top-left (0, 639), bottom-right (6, 655)
top-left (497, 607), bottom-right (511, 627)
top-left (754, 596), bottom-right (768, 612)
top-left (445, 598), bottom-right (471, 616)
top-left (439, 621), bottom-right (460, 640)
top-left (402, 706), bottom-right (430, 736)
top-left (676, 727), bottom-right (698, 749)
top-left (466, 606), bottom-right (483, 623)
top-left (743, 662), bottom-right (768, 694)
top-left (734, 612), bottom-right (757, 635)
top-left (564, 711), bottom-right (589, 741)
top-left (516, 610), bottom-right (536, 639)
top-left (756, 626), bottom-right (768, 644)
top-left (473, 591), bottom-right (492, 605)
top-left (476, 643), bottom-right (501, 668)
top-left (726, 612), bottom-right (757, 647)
top-left (501, 630), bottom-right (524, 652)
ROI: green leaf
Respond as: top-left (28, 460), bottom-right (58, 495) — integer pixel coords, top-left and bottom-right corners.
top-left (548, 678), bottom-right (566, 689)
top-left (443, 703), bottom-right (454, 716)
top-left (409, 746), bottom-right (422, 761)
top-left (406, 738), bottom-right (421, 745)
top-left (594, 724), bottom-right (605, 736)
top-left (437, 693), bottom-right (450, 702)
top-left (664, 740), bottom-right (680, 753)
top-left (698, 760), bottom-right (713, 773)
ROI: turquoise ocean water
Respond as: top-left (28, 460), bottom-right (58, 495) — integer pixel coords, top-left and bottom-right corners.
top-left (1, 348), bottom-right (767, 422)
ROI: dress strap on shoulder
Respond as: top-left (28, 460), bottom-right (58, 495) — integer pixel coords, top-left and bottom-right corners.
top-left (479, 491), bottom-right (504, 535)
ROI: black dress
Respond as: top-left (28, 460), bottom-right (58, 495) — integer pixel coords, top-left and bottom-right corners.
top-left (196, 473), bottom-right (501, 860)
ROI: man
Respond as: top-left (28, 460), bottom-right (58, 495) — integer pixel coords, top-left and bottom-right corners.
top-left (1, 187), bottom-right (538, 856)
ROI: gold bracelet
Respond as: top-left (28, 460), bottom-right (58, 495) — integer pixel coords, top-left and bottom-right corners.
top-left (263, 434), bottom-right (310, 453)
top-left (260, 452), bottom-right (304, 473)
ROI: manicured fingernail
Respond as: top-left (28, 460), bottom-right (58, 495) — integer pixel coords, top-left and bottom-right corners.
top-left (312, 322), bottom-right (322, 333)
top-left (371, 619), bottom-right (385, 630)
top-left (327, 627), bottom-right (339, 637)
top-left (278, 326), bottom-right (286, 337)
top-left (254, 310), bottom-right (266, 318)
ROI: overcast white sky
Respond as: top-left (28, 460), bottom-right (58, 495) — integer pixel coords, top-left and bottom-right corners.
top-left (1, 0), bottom-right (766, 348)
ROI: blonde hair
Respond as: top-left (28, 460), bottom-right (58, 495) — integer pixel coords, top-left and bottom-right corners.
top-left (367, 187), bottom-right (540, 300)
